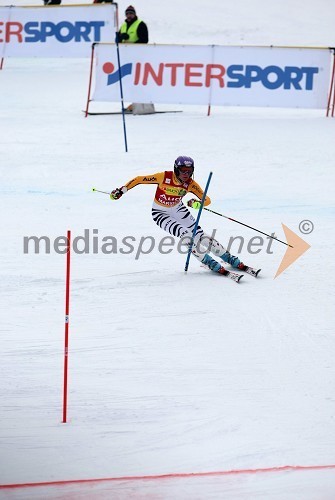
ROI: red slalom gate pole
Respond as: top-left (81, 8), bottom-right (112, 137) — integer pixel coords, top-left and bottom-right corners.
top-left (62, 230), bottom-right (71, 423)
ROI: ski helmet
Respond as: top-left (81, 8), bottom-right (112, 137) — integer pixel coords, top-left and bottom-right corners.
top-left (174, 156), bottom-right (194, 179)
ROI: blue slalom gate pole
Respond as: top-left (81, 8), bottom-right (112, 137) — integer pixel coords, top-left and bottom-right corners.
top-left (184, 171), bottom-right (213, 272)
top-left (115, 35), bottom-right (128, 153)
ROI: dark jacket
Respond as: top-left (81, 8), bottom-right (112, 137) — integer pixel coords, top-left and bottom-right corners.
top-left (118, 17), bottom-right (149, 44)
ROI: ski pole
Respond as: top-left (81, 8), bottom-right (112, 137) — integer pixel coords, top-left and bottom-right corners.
top-left (92, 188), bottom-right (110, 195)
top-left (92, 187), bottom-right (291, 248)
top-left (203, 207), bottom-right (293, 248)
top-left (115, 33), bottom-right (128, 153)
top-left (184, 172), bottom-right (213, 272)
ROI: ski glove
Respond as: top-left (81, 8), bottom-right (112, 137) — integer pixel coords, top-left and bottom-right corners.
top-left (110, 186), bottom-right (127, 200)
top-left (118, 33), bottom-right (129, 42)
top-left (187, 199), bottom-right (201, 209)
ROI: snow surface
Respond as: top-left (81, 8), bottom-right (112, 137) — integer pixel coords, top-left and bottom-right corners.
top-left (1, 1), bottom-right (335, 498)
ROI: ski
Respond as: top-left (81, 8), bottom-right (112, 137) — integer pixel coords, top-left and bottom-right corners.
top-left (82, 110), bottom-right (183, 116)
top-left (201, 264), bottom-right (243, 282)
top-left (243, 266), bottom-right (261, 277)
top-left (224, 270), bottom-right (244, 283)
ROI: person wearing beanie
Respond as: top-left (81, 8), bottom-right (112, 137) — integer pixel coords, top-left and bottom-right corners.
top-left (118, 5), bottom-right (149, 44)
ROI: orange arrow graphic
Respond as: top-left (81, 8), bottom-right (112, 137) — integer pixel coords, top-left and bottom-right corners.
top-left (274, 224), bottom-right (311, 278)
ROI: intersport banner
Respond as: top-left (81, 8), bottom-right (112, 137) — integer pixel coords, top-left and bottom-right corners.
top-left (0, 4), bottom-right (116, 58)
top-left (92, 44), bottom-right (331, 109)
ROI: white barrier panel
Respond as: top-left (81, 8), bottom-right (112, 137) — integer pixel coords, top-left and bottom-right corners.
top-left (0, 4), bottom-right (116, 58)
top-left (92, 44), bottom-right (331, 109)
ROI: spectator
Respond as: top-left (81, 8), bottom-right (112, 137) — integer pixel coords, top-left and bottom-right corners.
top-left (118, 5), bottom-right (148, 44)
top-left (118, 6), bottom-right (152, 113)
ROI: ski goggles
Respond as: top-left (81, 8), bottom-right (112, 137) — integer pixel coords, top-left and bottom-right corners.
top-left (178, 166), bottom-right (194, 175)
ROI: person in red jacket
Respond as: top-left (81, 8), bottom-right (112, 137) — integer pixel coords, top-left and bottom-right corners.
top-left (110, 156), bottom-right (260, 279)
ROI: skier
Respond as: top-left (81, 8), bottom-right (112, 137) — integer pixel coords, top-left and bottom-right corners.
top-left (110, 156), bottom-right (260, 280)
